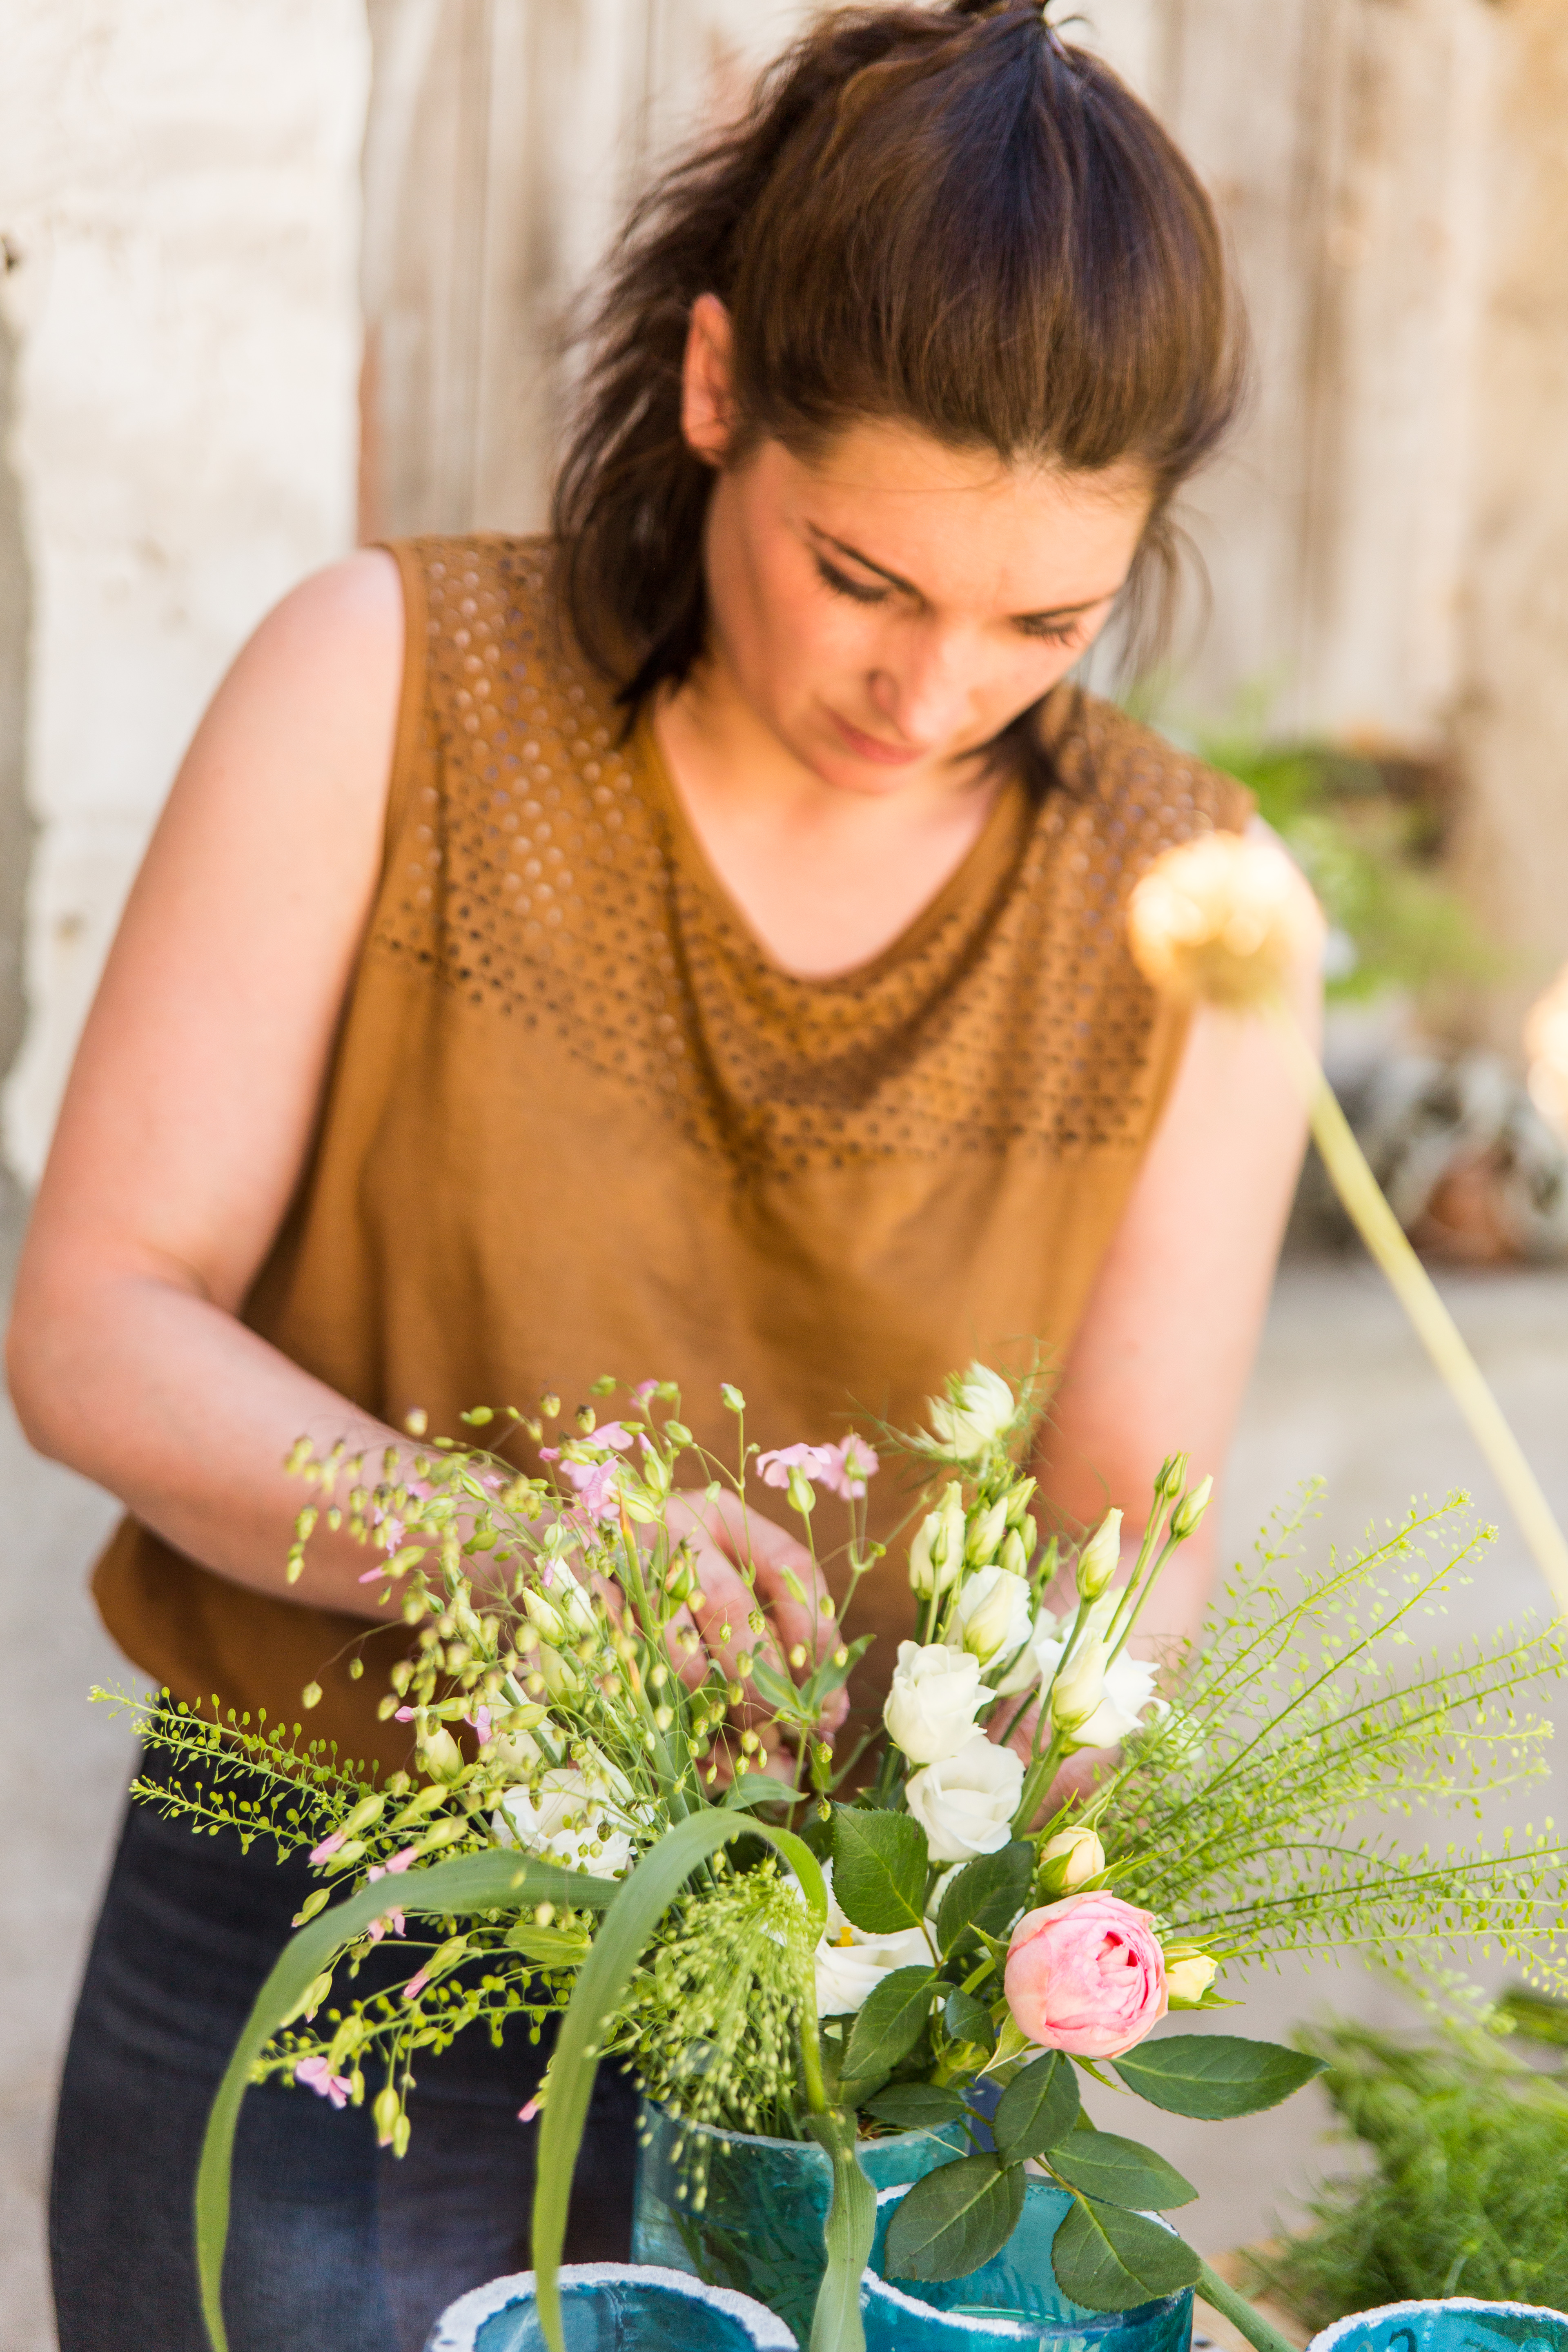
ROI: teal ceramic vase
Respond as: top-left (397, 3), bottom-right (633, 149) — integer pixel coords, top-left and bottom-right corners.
top-left (630, 2101), bottom-right (967, 2347)
top-left (1308, 2300), bottom-right (1568, 2352)
top-left (423, 2261), bottom-right (796, 2352)
top-left (861, 2180), bottom-right (1195, 2352)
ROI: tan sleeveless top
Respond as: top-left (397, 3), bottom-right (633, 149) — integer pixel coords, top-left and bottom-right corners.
top-left (94, 536), bottom-right (1248, 1771)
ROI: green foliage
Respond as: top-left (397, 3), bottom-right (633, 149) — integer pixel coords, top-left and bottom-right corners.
top-left (1200, 725), bottom-right (1496, 1005)
top-left (831, 1807), bottom-right (927, 1934)
top-left (1245, 2018), bottom-right (1568, 2325)
top-left (1046, 2129), bottom-right (1197, 2212)
top-left (842, 1966), bottom-right (934, 2092)
top-left (992, 2050), bottom-right (1080, 2164)
top-left (884, 2152), bottom-right (1026, 2282)
top-left (1111, 2035), bottom-right (1324, 2121)
top-left (1049, 2198), bottom-right (1200, 2311)
top-left (934, 1842), bottom-right (1034, 1959)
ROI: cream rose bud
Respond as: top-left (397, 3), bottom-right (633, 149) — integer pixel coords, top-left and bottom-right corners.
top-left (1076, 1510), bottom-right (1123, 1601)
top-left (1163, 1946), bottom-right (1218, 2007)
top-left (927, 1363), bottom-right (1016, 1462)
top-left (1039, 1824), bottom-right (1106, 1894)
top-left (905, 1734), bottom-right (1025, 1862)
top-left (949, 1565), bottom-right (1033, 1668)
top-left (884, 1641), bottom-right (986, 1764)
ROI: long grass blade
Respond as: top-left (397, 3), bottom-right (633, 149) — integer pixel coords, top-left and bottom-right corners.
top-left (532, 1813), bottom-right (826, 2352)
top-left (196, 1851), bottom-right (609, 2352)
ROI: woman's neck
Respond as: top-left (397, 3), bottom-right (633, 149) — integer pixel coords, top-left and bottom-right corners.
top-left (651, 657), bottom-right (1008, 981)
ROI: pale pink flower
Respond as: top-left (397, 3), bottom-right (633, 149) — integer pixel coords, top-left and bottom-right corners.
top-left (309, 1830), bottom-right (347, 1864)
top-left (822, 1434), bottom-right (880, 1501)
top-left (358, 1564), bottom-right (389, 1585)
top-left (755, 1443), bottom-right (837, 1490)
top-left (466, 1706), bottom-right (493, 1744)
top-left (592, 1423), bottom-right (635, 1452)
top-left (518, 2096), bottom-right (541, 2123)
top-left (365, 1909), bottom-right (406, 1944)
top-left (402, 1967), bottom-right (431, 2003)
top-left (295, 2056), bottom-right (353, 2109)
top-left (632, 1381), bottom-right (658, 1404)
top-left (380, 1517), bottom-right (406, 1551)
top-left (1004, 1892), bottom-right (1168, 2060)
top-left (367, 1846), bottom-right (419, 1882)
top-left (563, 1458), bottom-right (622, 1521)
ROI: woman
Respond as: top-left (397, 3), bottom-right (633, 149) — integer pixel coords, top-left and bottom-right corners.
top-left (8, 5), bottom-right (1316, 2348)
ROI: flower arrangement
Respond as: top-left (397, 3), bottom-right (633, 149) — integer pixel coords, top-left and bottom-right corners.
top-left (109, 1363), bottom-right (1568, 2352)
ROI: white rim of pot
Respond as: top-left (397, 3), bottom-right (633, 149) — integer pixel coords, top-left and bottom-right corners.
top-left (1310, 2299), bottom-right (1568, 2352)
top-left (860, 2184), bottom-right (1189, 2340)
top-left (424, 2261), bottom-right (798, 2351)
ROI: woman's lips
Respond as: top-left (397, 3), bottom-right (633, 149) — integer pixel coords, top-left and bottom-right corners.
top-left (829, 710), bottom-right (927, 768)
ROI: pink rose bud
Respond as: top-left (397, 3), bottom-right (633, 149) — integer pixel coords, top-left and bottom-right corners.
top-left (1004, 1891), bottom-right (1168, 2060)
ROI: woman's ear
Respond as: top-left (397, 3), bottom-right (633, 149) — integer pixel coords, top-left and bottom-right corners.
top-left (681, 293), bottom-right (738, 467)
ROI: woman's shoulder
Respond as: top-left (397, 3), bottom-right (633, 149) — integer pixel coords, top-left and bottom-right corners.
top-left (1042, 687), bottom-right (1252, 846)
top-left (381, 532), bottom-right (623, 735)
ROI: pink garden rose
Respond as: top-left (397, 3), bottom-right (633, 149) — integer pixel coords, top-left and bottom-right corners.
top-left (1003, 1892), bottom-right (1168, 2060)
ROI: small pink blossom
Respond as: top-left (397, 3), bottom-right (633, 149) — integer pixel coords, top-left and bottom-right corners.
top-left (365, 1909), bottom-right (406, 1944)
top-left (467, 1706), bottom-right (493, 1745)
top-left (539, 1446), bottom-right (561, 1463)
top-left (755, 1443), bottom-right (837, 1490)
top-left (632, 1381), bottom-right (658, 1405)
top-left (403, 1967), bottom-right (431, 2002)
top-left (592, 1423), bottom-right (635, 1452)
top-left (518, 2096), bottom-right (541, 2123)
top-left (368, 1846), bottom-right (419, 1882)
top-left (562, 1458), bottom-right (622, 1521)
top-left (1004, 1892), bottom-right (1168, 2060)
top-left (394, 1706), bottom-right (416, 1723)
top-left (309, 1830), bottom-right (347, 1864)
top-left (358, 1564), bottom-right (390, 1584)
top-left (296, 2056), bottom-right (353, 2109)
top-left (380, 1517), bottom-right (406, 1551)
top-left (822, 1434), bottom-right (880, 1501)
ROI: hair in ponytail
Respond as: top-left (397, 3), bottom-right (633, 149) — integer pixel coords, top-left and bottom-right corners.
top-left (551, 0), bottom-right (1244, 795)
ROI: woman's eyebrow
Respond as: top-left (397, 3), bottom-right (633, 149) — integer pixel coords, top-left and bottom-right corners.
top-left (809, 526), bottom-right (1115, 622)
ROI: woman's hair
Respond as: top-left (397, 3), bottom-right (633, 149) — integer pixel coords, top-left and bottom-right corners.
top-left (551, 0), bottom-right (1245, 791)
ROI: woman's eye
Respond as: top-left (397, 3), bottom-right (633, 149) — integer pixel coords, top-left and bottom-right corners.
top-left (1017, 615), bottom-right (1083, 649)
top-left (813, 555), bottom-right (889, 607)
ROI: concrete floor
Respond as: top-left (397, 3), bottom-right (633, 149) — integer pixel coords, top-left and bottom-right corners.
top-left (2, 1178), bottom-right (1566, 2346)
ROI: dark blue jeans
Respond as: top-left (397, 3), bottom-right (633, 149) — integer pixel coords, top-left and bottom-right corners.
top-left (50, 1764), bottom-right (637, 2352)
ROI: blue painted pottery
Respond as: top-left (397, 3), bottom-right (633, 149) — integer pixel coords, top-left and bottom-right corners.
top-left (1308, 2298), bottom-right (1568, 2352)
top-left (861, 2179), bottom-right (1194, 2352)
top-left (631, 2099), bottom-right (967, 2346)
top-left (424, 2261), bottom-right (796, 2352)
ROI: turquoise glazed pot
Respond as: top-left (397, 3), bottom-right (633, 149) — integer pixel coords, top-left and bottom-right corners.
top-left (861, 2180), bottom-right (1194, 2352)
top-left (1309, 2301), bottom-right (1568, 2352)
top-left (631, 2101), bottom-right (966, 2347)
top-left (423, 2261), bottom-right (796, 2352)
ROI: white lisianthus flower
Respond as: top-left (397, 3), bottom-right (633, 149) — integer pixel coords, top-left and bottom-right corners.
top-left (1041, 1628), bottom-right (1161, 1753)
top-left (884, 1640), bottom-right (986, 1764)
top-left (948, 1565), bottom-right (1033, 1668)
top-left (811, 1861), bottom-right (932, 2016)
top-left (497, 1764), bottom-right (646, 1879)
top-left (905, 1734), bottom-right (1024, 1862)
top-left (925, 1363), bottom-right (1016, 1463)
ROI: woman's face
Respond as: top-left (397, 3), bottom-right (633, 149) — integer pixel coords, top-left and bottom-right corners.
top-left (682, 296), bottom-right (1153, 799)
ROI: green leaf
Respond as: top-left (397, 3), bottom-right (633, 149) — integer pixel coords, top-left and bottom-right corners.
top-left (843, 1966), bottom-right (935, 2089)
top-left (1051, 2196), bottom-right (1200, 2312)
top-left (746, 1654), bottom-right (802, 1715)
top-left (1046, 2129), bottom-right (1197, 2212)
top-left (534, 1810), bottom-right (827, 2352)
top-left (935, 1841), bottom-right (1033, 1957)
top-left (832, 1806), bottom-right (927, 1933)
top-left (722, 1772), bottom-right (792, 1813)
top-left (1113, 2034), bottom-right (1326, 2120)
top-left (863, 2082), bottom-right (967, 2131)
top-left (943, 1987), bottom-right (996, 2049)
top-left (806, 2106), bottom-right (875, 2352)
top-left (883, 2153), bottom-right (1026, 2283)
top-left (992, 2049), bottom-right (1080, 2164)
top-left (799, 1634), bottom-right (875, 1714)
top-left (196, 1851), bottom-right (614, 2352)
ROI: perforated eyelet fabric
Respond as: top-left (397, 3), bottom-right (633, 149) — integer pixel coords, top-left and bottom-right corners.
top-left (372, 537), bottom-right (1248, 1178)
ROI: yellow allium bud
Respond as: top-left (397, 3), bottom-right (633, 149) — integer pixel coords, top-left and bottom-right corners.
top-left (1127, 833), bottom-right (1321, 1010)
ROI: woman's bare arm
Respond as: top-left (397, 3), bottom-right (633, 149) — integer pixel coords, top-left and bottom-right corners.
top-left (1037, 873), bottom-right (1323, 1644)
top-left (5, 551), bottom-right (415, 1617)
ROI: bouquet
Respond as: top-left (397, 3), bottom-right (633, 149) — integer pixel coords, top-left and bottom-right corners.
top-left (109, 1363), bottom-right (1568, 2352)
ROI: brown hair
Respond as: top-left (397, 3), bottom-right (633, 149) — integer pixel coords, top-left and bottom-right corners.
top-left (551, 0), bottom-right (1245, 795)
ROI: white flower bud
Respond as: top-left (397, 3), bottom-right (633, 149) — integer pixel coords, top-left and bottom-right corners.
top-left (521, 1587), bottom-right (568, 1645)
top-left (420, 1724), bottom-right (464, 1781)
top-left (965, 1497), bottom-right (1010, 1566)
top-left (1076, 1510), bottom-right (1123, 1601)
top-left (998, 1527), bottom-right (1029, 1581)
top-left (1039, 1824), bottom-right (1106, 1893)
top-left (949, 1565), bottom-right (1033, 1666)
top-left (1049, 1639), bottom-right (1109, 1740)
top-left (908, 1484), bottom-right (966, 1598)
top-left (1171, 1474), bottom-right (1214, 1541)
top-left (925, 1364), bottom-right (1016, 1463)
top-left (884, 1640), bottom-right (985, 1763)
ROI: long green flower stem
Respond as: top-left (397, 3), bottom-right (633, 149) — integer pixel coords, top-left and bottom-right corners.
top-left (1195, 2257), bottom-right (1301, 2352)
top-left (1265, 997), bottom-right (1568, 1615)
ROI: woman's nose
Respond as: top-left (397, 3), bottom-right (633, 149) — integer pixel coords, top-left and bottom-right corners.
top-left (867, 630), bottom-right (976, 748)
